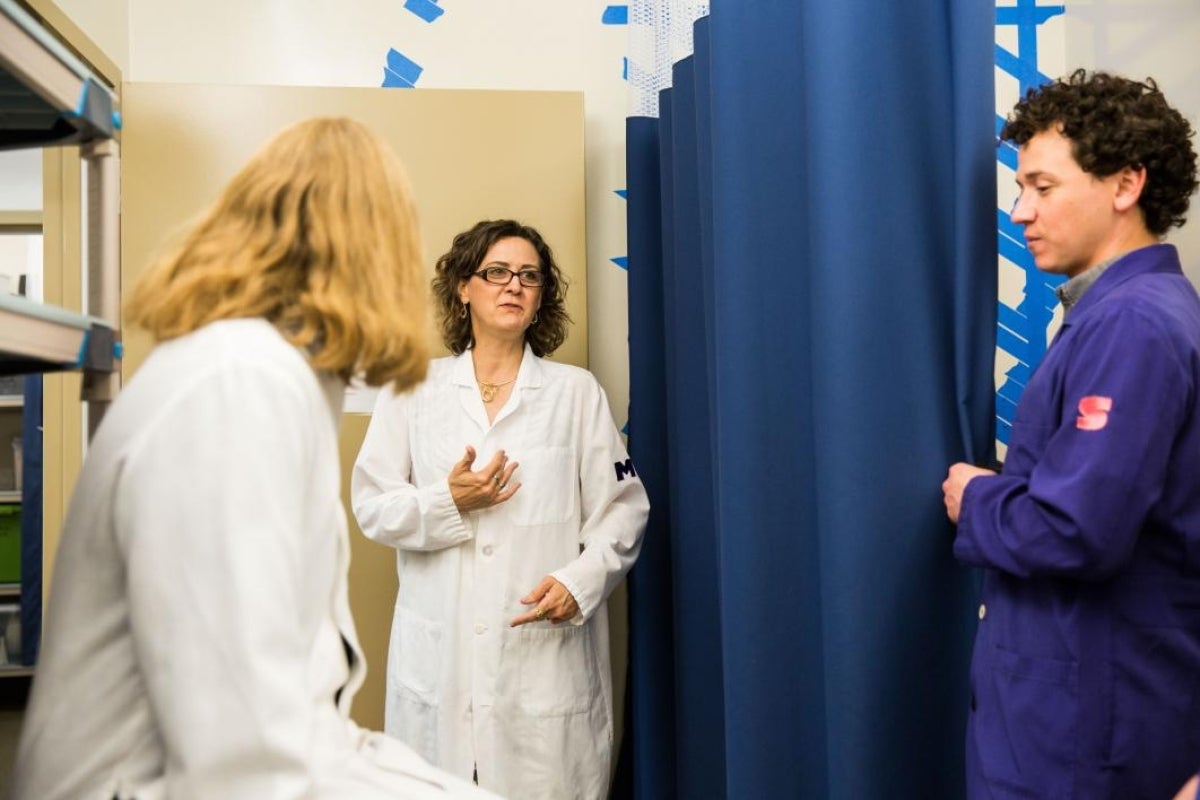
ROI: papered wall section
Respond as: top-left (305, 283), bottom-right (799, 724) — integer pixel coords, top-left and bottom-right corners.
top-left (121, 0), bottom-right (634, 427)
top-left (992, 0), bottom-right (1200, 458)
top-left (994, 0), bottom-right (1067, 455)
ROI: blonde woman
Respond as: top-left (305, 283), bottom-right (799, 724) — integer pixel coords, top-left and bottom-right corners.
top-left (353, 219), bottom-right (649, 800)
top-left (13, 118), bottom-right (499, 800)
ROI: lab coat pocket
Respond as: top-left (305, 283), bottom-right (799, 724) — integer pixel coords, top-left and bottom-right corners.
top-left (515, 623), bottom-right (600, 717)
top-left (975, 644), bottom-right (1078, 798)
top-left (511, 446), bottom-right (576, 526)
top-left (390, 607), bottom-right (443, 706)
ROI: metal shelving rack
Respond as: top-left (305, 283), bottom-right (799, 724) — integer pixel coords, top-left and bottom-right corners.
top-left (0, 0), bottom-right (121, 431)
top-left (0, 0), bottom-right (121, 677)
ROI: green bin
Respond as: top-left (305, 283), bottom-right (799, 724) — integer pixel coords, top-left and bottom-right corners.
top-left (0, 504), bottom-right (20, 584)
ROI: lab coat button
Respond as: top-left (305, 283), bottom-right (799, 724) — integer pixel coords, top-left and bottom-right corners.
top-left (474, 623), bottom-right (486, 635)
top-left (978, 604), bottom-right (987, 621)
top-left (481, 545), bottom-right (494, 556)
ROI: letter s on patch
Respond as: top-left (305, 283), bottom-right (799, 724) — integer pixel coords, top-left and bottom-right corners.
top-left (1076, 395), bottom-right (1113, 431)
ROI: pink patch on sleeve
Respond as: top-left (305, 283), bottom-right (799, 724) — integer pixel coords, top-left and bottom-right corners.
top-left (1076, 395), bottom-right (1113, 431)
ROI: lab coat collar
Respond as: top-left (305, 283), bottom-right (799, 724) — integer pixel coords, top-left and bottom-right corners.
top-left (452, 344), bottom-right (544, 430)
top-left (1064, 243), bottom-right (1183, 325)
top-left (450, 343), bottom-right (545, 390)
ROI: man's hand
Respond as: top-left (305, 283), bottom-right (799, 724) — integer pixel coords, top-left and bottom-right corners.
top-left (942, 462), bottom-right (996, 524)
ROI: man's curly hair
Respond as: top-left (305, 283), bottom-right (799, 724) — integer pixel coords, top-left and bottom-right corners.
top-left (1000, 69), bottom-right (1198, 236)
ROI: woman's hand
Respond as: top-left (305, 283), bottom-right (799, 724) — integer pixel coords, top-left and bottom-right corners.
top-left (449, 445), bottom-right (520, 513)
top-left (510, 576), bottom-right (579, 626)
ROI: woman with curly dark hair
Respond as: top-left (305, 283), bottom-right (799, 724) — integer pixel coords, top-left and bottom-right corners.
top-left (352, 219), bottom-right (648, 800)
top-left (942, 70), bottom-right (1200, 800)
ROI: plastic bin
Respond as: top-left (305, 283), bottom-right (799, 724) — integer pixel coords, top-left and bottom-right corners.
top-left (0, 505), bottom-right (19, 584)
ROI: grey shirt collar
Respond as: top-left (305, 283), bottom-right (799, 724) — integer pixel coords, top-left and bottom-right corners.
top-left (1054, 254), bottom-right (1121, 315)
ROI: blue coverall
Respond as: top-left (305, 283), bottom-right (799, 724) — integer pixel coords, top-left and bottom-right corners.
top-left (957, 244), bottom-right (1200, 799)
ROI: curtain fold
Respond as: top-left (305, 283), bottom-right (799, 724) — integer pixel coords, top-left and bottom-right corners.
top-left (621, 2), bottom-right (995, 797)
top-left (21, 374), bottom-right (42, 667)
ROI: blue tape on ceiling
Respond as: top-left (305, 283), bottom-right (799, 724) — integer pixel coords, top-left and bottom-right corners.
top-left (404, 0), bottom-right (445, 23)
top-left (614, 189), bottom-right (628, 199)
top-left (382, 48), bottom-right (423, 88)
top-left (602, 5), bottom-right (628, 24)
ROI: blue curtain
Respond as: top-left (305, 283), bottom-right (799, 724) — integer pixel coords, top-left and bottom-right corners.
top-left (21, 374), bottom-right (42, 667)
top-left (619, 3), bottom-right (995, 798)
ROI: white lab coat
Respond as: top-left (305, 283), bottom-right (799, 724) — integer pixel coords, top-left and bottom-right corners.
top-left (352, 347), bottom-right (649, 800)
top-left (13, 319), bottom-right (499, 800)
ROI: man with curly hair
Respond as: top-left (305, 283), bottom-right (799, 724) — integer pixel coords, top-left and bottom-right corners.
top-left (941, 70), bottom-right (1200, 799)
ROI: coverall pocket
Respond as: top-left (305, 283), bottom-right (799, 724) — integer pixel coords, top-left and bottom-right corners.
top-left (511, 447), bottom-right (575, 526)
top-left (391, 607), bottom-right (443, 705)
top-left (975, 645), bottom-right (1078, 799)
top-left (514, 624), bottom-right (600, 717)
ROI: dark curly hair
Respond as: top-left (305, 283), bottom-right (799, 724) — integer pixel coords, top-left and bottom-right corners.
top-left (1000, 69), bottom-right (1198, 236)
top-left (431, 219), bottom-right (571, 356)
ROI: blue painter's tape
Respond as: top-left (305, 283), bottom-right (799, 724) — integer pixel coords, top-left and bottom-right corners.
top-left (74, 80), bottom-right (90, 117)
top-left (112, 111), bottom-right (122, 130)
top-left (614, 189), bottom-right (628, 199)
top-left (404, 0), bottom-right (445, 23)
top-left (611, 256), bottom-right (629, 270)
top-left (74, 330), bottom-right (89, 367)
top-left (621, 420), bottom-right (630, 436)
top-left (995, 393), bottom-right (1018, 424)
top-left (993, 0), bottom-right (1069, 446)
top-left (602, 5), bottom-right (628, 25)
top-left (385, 48), bottom-right (423, 87)
top-left (113, 341), bottom-right (124, 360)
top-left (995, 45), bottom-right (1051, 96)
top-left (382, 67), bottom-right (414, 88)
top-left (622, 56), bottom-right (629, 81)
top-left (995, 3), bottom-right (1064, 27)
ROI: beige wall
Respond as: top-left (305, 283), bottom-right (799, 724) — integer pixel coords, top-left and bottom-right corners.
top-left (54, 0), bottom-right (634, 426)
top-left (119, 82), bottom-right (586, 729)
top-left (1062, 1), bottom-right (1200, 286)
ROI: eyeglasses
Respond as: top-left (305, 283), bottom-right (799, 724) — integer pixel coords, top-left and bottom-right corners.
top-left (473, 265), bottom-right (545, 288)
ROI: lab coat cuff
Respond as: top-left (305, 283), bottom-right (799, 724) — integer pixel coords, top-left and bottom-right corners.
top-left (431, 480), bottom-right (473, 545)
top-left (550, 568), bottom-right (591, 625)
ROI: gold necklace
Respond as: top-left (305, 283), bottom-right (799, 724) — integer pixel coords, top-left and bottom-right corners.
top-left (478, 376), bottom-right (516, 403)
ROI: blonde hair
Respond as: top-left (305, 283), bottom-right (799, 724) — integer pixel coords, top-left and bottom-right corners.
top-left (126, 116), bottom-right (428, 390)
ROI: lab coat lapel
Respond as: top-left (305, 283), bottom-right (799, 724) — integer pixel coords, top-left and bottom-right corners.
top-left (489, 345), bottom-right (542, 428)
top-left (452, 351), bottom-right (491, 433)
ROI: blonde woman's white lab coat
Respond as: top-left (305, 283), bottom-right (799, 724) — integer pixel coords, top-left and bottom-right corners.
top-left (352, 347), bottom-right (649, 800)
top-left (13, 319), bottom-right (499, 800)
